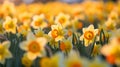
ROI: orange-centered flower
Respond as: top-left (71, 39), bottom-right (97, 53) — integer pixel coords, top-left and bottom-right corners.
top-left (70, 61), bottom-right (82, 67)
top-left (80, 25), bottom-right (98, 46)
top-left (48, 24), bottom-right (65, 42)
top-left (84, 31), bottom-right (94, 40)
top-left (28, 41), bottom-right (40, 53)
top-left (58, 17), bottom-right (66, 24)
top-left (3, 16), bottom-right (17, 33)
top-left (20, 33), bottom-right (47, 60)
top-left (51, 29), bottom-right (59, 38)
top-left (34, 19), bottom-right (42, 27)
top-left (31, 14), bottom-right (47, 29)
top-left (55, 13), bottom-right (70, 28)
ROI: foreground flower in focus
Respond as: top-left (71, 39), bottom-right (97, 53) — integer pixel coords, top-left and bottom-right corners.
top-left (80, 25), bottom-right (98, 46)
top-left (48, 24), bottom-right (65, 42)
top-left (0, 41), bottom-right (12, 64)
top-left (3, 16), bottom-right (17, 34)
top-left (31, 14), bottom-right (48, 29)
top-left (20, 33), bottom-right (47, 60)
top-left (55, 13), bottom-right (70, 28)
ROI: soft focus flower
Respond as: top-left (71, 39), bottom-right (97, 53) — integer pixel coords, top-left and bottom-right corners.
top-left (20, 32), bottom-right (47, 60)
top-left (72, 19), bottom-right (83, 30)
top-left (3, 16), bottom-right (17, 34)
top-left (65, 50), bottom-right (83, 67)
top-left (101, 37), bottom-right (120, 65)
top-left (22, 55), bottom-right (33, 67)
top-left (0, 41), bottom-right (12, 64)
top-left (60, 39), bottom-right (73, 53)
top-left (17, 23), bottom-right (30, 36)
top-left (1, 0), bottom-right (16, 17)
top-left (18, 12), bottom-right (32, 23)
top-left (40, 53), bottom-right (62, 67)
top-left (108, 10), bottom-right (118, 21)
top-left (31, 14), bottom-right (48, 29)
top-left (80, 25), bottom-right (98, 46)
top-left (48, 24), bottom-right (65, 42)
top-left (55, 13), bottom-right (70, 28)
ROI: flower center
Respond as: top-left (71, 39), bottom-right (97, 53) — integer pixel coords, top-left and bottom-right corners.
top-left (51, 29), bottom-right (58, 38)
top-left (34, 19), bottom-right (42, 26)
top-left (84, 31), bottom-right (94, 40)
top-left (28, 41), bottom-right (40, 53)
top-left (5, 21), bottom-right (14, 29)
top-left (59, 17), bottom-right (66, 24)
top-left (71, 62), bottom-right (82, 67)
top-left (60, 42), bottom-right (66, 51)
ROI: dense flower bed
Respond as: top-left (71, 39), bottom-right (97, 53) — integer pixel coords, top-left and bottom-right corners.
top-left (0, 0), bottom-right (120, 67)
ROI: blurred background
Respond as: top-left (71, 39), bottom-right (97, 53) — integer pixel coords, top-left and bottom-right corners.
top-left (0, 0), bottom-right (118, 4)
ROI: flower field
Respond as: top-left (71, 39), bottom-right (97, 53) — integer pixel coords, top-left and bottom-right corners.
top-left (0, 0), bottom-right (120, 67)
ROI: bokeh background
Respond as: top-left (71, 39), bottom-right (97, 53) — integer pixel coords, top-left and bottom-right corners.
top-left (0, 0), bottom-right (118, 4)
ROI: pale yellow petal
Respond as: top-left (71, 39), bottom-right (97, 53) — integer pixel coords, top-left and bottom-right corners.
top-left (88, 25), bottom-right (94, 30)
top-left (19, 41), bottom-right (28, 51)
top-left (83, 28), bottom-right (87, 33)
top-left (55, 36), bottom-right (64, 42)
top-left (27, 32), bottom-right (35, 40)
top-left (26, 52), bottom-right (37, 60)
top-left (2, 41), bottom-right (10, 48)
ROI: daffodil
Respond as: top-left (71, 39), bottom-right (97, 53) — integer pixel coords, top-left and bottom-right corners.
top-left (1, 0), bottom-right (16, 17)
top-left (60, 39), bottom-right (73, 53)
top-left (72, 18), bottom-right (83, 31)
top-left (0, 41), bottom-right (12, 64)
top-left (48, 24), bottom-right (65, 42)
top-left (105, 19), bottom-right (116, 30)
top-left (3, 16), bottom-right (17, 34)
top-left (22, 55), bottom-right (33, 67)
top-left (31, 14), bottom-right (48, 29)
top-left (55, 13), bottom-right (70, 28)
top-left (18, 12), bottom-right (32, 23)
top-left (20, 32), bottom-right (47, 60)
top-left (65, 50), bottom-right (83, 67)
top-left (40, 53), bottom-right (62, 67)
top-left (101, 37), bottom-right (120, 65)
top-left (80, 25), bottom-right (98, 46)
top-left (17, 23), bottom-right (30, 36)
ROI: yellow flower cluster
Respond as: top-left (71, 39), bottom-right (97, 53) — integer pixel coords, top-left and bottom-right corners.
top-left (0, 0), bottom-right (120, 67)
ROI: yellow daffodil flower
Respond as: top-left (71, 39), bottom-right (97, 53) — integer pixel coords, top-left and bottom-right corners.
top-left (80, 25), bottom-right (98, 46)
top-left (65, 50), bottom-right (83, 67)
top-left (60, 39), bottom-right (73, 52)
top-left (31, 14), bottom-right (48, 29)
top-left (48, 24), bottom-right (65, 42)
top-left (3, 16), bottom-right (17, 34)
top-left (20, 32), bottom-right (47, 60)
top-left (101, 37), bottom-right (120, 65)
top-left (40, 53), bottom-right (61, 67)
top-left (1, 0), bottom-right (16, 17)
top-left (0, 41), bottom-right (12, 64)
top-left (55, 13), bottom-right (70, 28)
